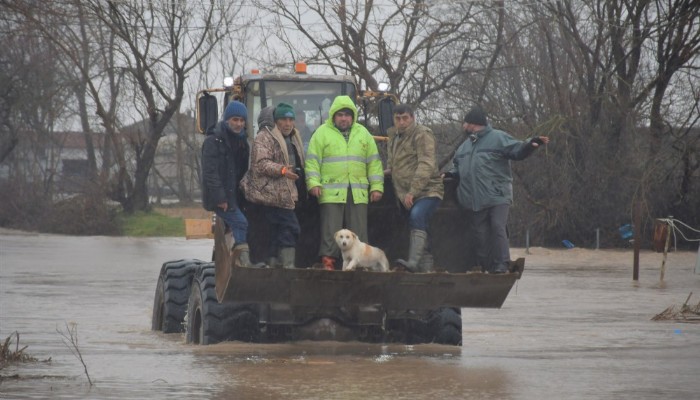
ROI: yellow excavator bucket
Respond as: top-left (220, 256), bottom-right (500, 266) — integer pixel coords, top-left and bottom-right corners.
top-left (185, 218), bottom-right (214, 239)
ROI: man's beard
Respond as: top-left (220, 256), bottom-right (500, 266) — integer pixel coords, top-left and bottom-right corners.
top-left (335, 123), bottom-right (351, 132)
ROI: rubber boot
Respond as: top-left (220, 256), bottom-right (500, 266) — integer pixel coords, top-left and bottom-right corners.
top-left (417, 251), bottom-right (434, 273)
top-left (266, 256), bottom-right (280, 268)
top-left (492, 262), bottom-right (508, 274)
top-left (233, 243), bottom-right (253, 268)
top-left (396, 230), bottom-right (428, 272)
top-left (279, 247), bottom-right (296, 269)
top-left (321, 256), bottom-right (336, 271)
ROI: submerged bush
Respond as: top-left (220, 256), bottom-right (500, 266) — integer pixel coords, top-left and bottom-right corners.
top-left (0, 181), bottom-right (120, 235)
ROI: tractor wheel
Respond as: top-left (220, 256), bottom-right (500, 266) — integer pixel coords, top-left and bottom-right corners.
top-left (152, 259), bottom-right (205, 333)
top-left (428, 307), bottom-right (462, 346)
top-left (385, 316), bottom-right (427, 345)
top-left (185, 263), bottom-right (260, 345)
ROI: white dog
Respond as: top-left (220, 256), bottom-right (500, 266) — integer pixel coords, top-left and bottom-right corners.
top-left (334, 229), bottom-right (389, 272)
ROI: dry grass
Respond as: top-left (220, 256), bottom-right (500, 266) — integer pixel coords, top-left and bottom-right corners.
top-left (0, 332), bottom-right (39, 370)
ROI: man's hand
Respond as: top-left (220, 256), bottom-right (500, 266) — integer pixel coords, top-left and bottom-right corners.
top-left (217, 201), bottom-right (228, 211)
top-left (309, 186), bottom-right (321, 198)
top-left (383, 168), bottom-right (392, 176)
top-left (441, 171), bottom-right (457, 180)
top-left (531, 136), bottom-right (550, 148)
top-left (370, 191), bottom-right (383, 202)
top-left (284, 166), bottom-right (299, 180)
top-left (403, 193), bottom-right (414, 209)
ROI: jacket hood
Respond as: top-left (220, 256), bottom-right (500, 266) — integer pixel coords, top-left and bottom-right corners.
top-left (325, 95), bottom-right (358, 126)
top-left (258, 106), bottom-right (275, 132)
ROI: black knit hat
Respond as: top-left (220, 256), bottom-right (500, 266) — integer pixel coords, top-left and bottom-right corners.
top-left (336, 107), bottom-right (354, 117)
top-left (464, 106), bottom-right (487, 125)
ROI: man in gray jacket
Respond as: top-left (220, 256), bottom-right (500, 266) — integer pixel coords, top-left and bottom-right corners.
top-left (446, 106), bottom-right (549, 273)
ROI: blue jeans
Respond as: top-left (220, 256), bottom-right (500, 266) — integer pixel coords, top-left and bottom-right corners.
top-left (408, 197), bottom-right (441, 231)
top-left (215, 207), bottom-right (248, 245)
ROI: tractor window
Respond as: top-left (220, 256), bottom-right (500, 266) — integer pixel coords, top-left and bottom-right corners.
top-left (246, 80), bottom-right (357, 149)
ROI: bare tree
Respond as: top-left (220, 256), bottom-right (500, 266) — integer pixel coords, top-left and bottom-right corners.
top-left (8, 0), bottom-right (243, 212)
top-left (482, 0), bottom-right (700, 246)
top-left (0, 4), bottom-right (73, 194)
top-left (0, 14), bottom-right (22, 163)
top-left (252, 0), bottom-right (482, 107)
top-left (85, 0), bottom-right (242, 212)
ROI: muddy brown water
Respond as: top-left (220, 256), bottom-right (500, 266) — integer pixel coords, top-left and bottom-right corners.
top-left (1, 232), bottom-right (699, 399)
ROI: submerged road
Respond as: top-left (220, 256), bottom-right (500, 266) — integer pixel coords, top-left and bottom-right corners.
top-left (1, 232), bottom-right (699, 399)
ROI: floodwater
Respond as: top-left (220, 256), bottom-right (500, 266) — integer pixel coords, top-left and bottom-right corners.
top-left (1, 232), bottom-right (699, 400)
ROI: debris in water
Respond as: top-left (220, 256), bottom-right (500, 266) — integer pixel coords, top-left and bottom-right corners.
top-left (0, 331), bottom-right (39, 370)
top-left (652, 292), bottom-right (700, 323)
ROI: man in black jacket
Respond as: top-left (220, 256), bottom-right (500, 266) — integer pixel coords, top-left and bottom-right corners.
top-left (201, 100), bottom-right (252, 267)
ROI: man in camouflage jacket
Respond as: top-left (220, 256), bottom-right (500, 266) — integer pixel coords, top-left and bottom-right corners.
top-left (244, 103), bottom-right (305, 268)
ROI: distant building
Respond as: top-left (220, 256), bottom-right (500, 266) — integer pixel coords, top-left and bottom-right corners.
top-left (0, 112), bottom-right (203, 203)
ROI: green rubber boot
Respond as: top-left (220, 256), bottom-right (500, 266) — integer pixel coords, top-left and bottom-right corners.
top-left (279, 247), bottom-right (296, 269)
top-left (396, 230), bottom-right (428, 272)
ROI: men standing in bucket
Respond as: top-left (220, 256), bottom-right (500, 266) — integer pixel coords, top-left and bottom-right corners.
top-left (445, 106), bottom-right (549, 274)
top-left (243, 103), bottom-right (305, 269)
top-left (305, 95), bottom-right (384, 270)
top-left (385, 104), bottom-right (443, 272)
top-left (201, 100), bottom-right (253, 267)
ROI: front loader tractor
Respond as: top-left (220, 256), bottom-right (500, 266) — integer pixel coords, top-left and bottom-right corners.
top-left (151, 63), bottom-right (523, 346)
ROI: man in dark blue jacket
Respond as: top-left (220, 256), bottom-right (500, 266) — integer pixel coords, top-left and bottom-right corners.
top-left (447, 106), bottom-right (549, 273)
top-left (201, 100), bottom-right (252, 267)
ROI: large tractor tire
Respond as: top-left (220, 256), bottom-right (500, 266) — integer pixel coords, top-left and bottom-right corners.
top-left (385, 307), bottom-right (462, 346)
top-left (185, 263), bottom-right (260, 345)
top-left (152, 259), bottom-right (205, 333)
top-left (428, 307), bottom-right (462, 346)
top-left (385, 316), bottom-right (427, 345)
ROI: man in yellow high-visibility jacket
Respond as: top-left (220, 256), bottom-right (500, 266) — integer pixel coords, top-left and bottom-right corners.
top-left (305, 95), bottom-right (384, 270)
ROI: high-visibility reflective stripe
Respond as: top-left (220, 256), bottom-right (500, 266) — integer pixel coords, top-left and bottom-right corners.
top-left (307, 154), bottom-right (321, 162)
top-left (323, 183), bottom-right (349, 189)
top-left (367, 154), bottom-right (381, 162)
top-left (322, 183), bottom-right (369, 190)
top-left (306, 171), bottom-right (320, 178)
top-left (322, 155), bottom-right (367, 163)
top-left (368, 175), bottom-right (383, 181)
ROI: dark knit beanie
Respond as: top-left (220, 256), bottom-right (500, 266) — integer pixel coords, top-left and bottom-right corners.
top-left (464, 106), bottom-right (487, 125)
top-left (274, 103), bottom-right (296, 120)
top-left (335, 107), bottom-right (354, 118)
top-left (223, 101), bottom-right (247, 121)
